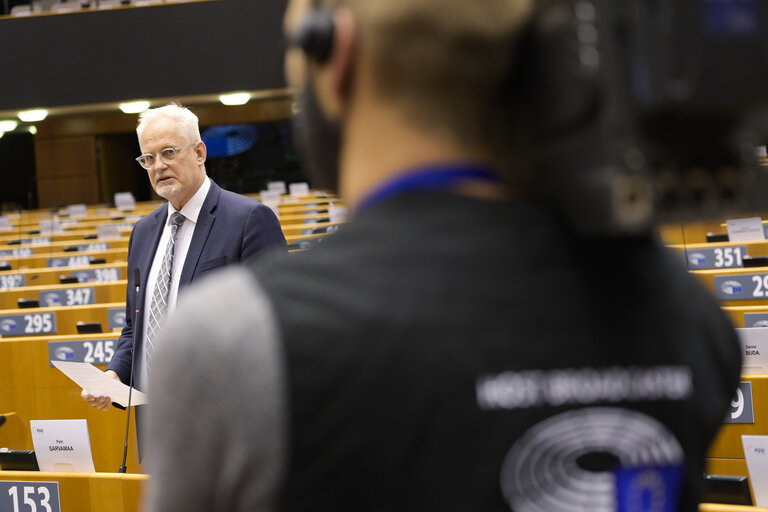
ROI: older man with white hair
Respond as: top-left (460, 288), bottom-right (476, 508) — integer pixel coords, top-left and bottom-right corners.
top-left (82, 103), bottom-right (287, 455)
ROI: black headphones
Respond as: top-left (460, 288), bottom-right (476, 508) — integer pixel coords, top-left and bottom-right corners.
top-left (291, 10), bottom-right (336, 63)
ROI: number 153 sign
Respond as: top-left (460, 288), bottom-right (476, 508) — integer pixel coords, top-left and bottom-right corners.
top-left (0, 482), bottom-right (60, 512)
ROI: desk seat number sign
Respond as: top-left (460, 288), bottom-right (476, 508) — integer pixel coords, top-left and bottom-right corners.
top-left (0, 274), bottom-right (25, 289)
top-left (48, 339), bottom-right (117, 366)
top-left (0, 313), bottom-right (56, 336)
top-left (715, 272), bottom-right (768, 300)
top-left (39, 287), bottom-right (95, 307)
top-left (0, 482), bottom-right (60, 512)
top-left (685, 246), bottom-right (747, 270)
top-left (725, 382), bottom-right (755, 424)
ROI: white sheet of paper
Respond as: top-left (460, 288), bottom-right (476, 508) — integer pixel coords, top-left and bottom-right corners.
top-left (743, 435), bottom-right (768, 505)
top-left (51, 361), bottom-right (147, 407)
top-left (30, 419), bottom-right (96, 473)
top-left (726, 217), bottom-right (766, 242)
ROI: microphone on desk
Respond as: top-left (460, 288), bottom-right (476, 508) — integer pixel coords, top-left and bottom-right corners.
top-left (119, 267), bottom-right (141, 474)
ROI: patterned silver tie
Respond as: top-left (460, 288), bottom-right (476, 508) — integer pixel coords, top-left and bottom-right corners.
top-left (145, 212), bottom-right (186, 371)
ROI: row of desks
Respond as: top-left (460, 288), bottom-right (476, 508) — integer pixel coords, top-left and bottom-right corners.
top-left (0, 470), bottom-right (761, 512)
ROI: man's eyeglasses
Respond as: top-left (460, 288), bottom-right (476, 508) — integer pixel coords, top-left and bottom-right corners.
top-left (135, 144), bottom-right (196, 170)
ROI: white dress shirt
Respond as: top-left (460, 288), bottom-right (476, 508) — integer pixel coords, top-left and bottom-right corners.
top-left (137, 176), bottom-right (211, 389)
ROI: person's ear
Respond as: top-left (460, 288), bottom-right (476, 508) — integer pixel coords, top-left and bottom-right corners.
top-left (195, 141), bottom-right (207, 166)
top-left (313, 8), bottom-right (356, 119)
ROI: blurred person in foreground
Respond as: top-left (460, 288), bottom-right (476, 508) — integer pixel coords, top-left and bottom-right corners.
top-left (146, 0), bottom-right (740, 510)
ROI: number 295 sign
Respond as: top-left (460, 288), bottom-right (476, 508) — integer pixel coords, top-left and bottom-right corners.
top-left (0, 313), bottom-right (56, 336)
top-left (714, 273), bottom-right (768, 301)
top-left (0, 481), bottom-right (60, 512)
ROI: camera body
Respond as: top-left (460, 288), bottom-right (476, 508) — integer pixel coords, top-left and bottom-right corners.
top-left (523, 0), bottom-right (768, 233)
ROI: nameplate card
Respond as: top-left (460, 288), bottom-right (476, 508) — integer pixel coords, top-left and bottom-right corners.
top-left (0, 482), bottom-right (60, 512)
top-left (745, 313), bottom-right (768, 328)
top-left (38, 220), bottom-right (63, 234)
top-left (30, 419), bottom-right (95, 473)
top-left (684, 246), bottom-right (747, 270)
top-left (736, 328), bottom-right (768, 374)
top-left (0, 248), bottom-right (33, 258)
top-left (47, 256), bottom-right (91, 268)
top-left (726, 217), bottom-right (766, 242)
top-left (114, 192), bottom-right (136, 211)
top-left (260, 190), bottom-right (282, 204)
top-left (40, 287), bottom-right (95, 307)
top-left (289, 182), bottom-right (310, 197)
top-left (713, 273), bottom-right (768, 300)
top-left (70, 267), bottom-right (121, 283)
top-left (329, 206), bottom-right (348, 223)
top-left (268, 181), bottom-right (287, 194)
top-left (0, 274), bottom-right (25, 289)
top-left (107, 307), bottom-right (126, 330)
top-left (67, 204), bottom-right (88, 218)
top-left (724, 382), bottom-right (755, 424)
top-left (0, 312), bottom-right (57, 336)
top-left (97, 224), bottom-right (121, 240)
top-left (48, 338), bottom-right (118, 366)
top-left (743, 435), bottom-right (768, 506)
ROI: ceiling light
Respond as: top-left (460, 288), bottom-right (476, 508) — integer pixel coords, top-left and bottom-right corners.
top-left (28, 126), bottom-right (38, 135)
top-left (119, 101), bottom-right (151, 114)
top-left (0, 131), bottom-right (4, 139)
top-left (0, 120), bottom-right (18, 132)
top-left (219, 92), bottom-right (251, 106)
top-left (18, 109), bottom-right (48, 122)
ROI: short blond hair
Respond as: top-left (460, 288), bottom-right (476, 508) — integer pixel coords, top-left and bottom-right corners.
top-left (137, 102), bottom-right (202, 145)
top-left (319, 0), bottom-right (532, 155)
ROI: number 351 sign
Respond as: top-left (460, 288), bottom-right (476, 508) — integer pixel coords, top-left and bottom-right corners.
top-left (0, 482), bottom-right (60, 512)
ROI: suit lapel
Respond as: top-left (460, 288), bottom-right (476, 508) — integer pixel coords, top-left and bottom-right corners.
top-left (179, 181), bottom-right (220, 286)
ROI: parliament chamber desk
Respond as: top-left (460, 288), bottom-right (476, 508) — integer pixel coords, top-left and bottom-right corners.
top-left (0, 262), bottom-right (128, 288)
top-left (0, 238), bottom-right (130, 255)
top-left (0, 471), bottom-right (147, 512)
top-left (0, 280), bottom-right (127, 309)
top-left (1, 333), bottom-right (140, 473)
top-left (0, 302), bottom-right (124, 337)
top-left (0, 470), bottom-right (763, 512)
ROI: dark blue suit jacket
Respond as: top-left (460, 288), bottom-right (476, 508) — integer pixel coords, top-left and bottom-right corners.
top-left (107, 179), bottom-right (287, 385)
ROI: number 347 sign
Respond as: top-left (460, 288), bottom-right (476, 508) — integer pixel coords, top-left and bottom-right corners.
top-left (0, 482), bottom-right (60, 512)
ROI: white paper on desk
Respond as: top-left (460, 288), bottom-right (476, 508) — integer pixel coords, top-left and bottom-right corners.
top-left (726, 217), bottom-right (766, 242)
top-left (743, 435), bottom-right (768, 506)
top-left (30, 419), bottom-right (95, 473)
top-left (51, 361), bottom-right (147, 407)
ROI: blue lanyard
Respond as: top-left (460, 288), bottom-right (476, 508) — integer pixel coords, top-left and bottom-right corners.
top-left (357, 164), bottom-right (502, 213)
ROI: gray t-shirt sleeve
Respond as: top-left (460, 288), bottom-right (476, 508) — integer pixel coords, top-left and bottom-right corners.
top-left (144, 267), bottom-right (286, 512)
